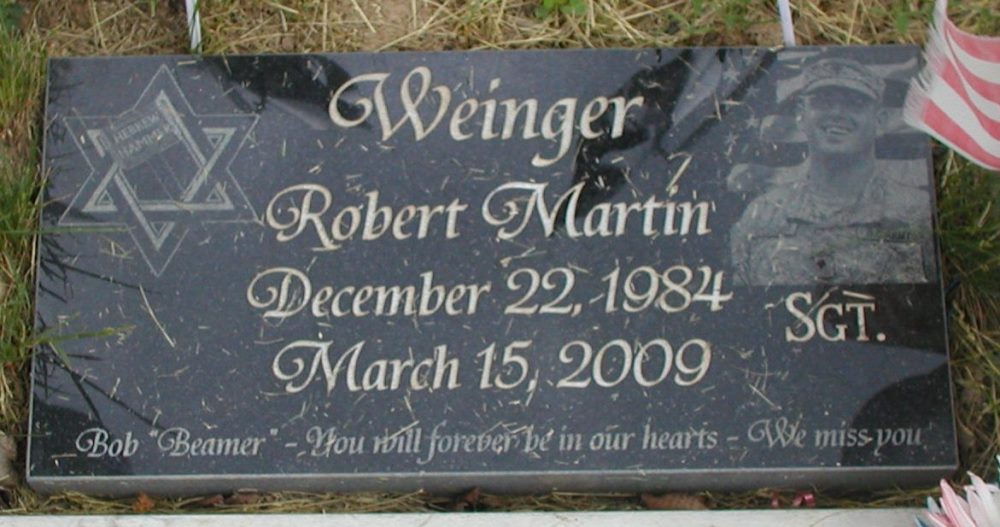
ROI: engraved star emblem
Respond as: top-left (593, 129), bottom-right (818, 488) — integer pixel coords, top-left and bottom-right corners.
top-left (60, 65), bottom-right (258, 276)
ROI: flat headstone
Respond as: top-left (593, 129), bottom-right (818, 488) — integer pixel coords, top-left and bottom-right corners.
top-left (30, 46), bottom-right (956, 496)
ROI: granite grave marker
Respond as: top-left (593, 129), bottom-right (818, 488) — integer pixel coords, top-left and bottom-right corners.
top-left (29, 46), bottom-right (956, 496)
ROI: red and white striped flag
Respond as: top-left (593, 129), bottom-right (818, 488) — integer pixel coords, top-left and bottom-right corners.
top-left (904, 0), bottom-right (1000, 171)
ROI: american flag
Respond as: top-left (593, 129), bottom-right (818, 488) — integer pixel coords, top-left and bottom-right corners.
top-left (904, 0), bottom-right (1000, 171)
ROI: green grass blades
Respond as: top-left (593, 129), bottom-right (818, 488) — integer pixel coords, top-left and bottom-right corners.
top-left (0, 10), bottom-right (44, 439)
top-left (536, 0), bottom-right (586, 18)
top-left (0, 159), bottom-right (40, 366)
top-left (0, 1), bottom-right (21, 33)
top-left (937, 154), bottom-right (1000, 296)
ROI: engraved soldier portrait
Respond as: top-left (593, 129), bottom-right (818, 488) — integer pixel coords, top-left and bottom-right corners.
top-left (729, 57), bottom-right (934, 286)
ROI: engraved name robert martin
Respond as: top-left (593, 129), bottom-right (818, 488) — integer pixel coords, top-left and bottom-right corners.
top-left (264, 181), bottom-right (713, 251)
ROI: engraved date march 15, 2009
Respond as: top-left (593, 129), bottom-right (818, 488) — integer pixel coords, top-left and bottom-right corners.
top-left (269, 336), bottom-right (714, 396)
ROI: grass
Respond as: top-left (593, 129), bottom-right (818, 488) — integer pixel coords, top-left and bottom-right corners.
top-left (0, 10), bottom-right (42, 442)
top-left (1, 0), bottom-right (999, 515)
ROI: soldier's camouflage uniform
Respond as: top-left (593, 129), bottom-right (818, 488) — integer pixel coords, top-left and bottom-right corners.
top-left (730, 158), bottom-right (933, 286)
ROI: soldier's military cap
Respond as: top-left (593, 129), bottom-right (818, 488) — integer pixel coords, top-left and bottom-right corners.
top-left (802, 58), bottom-right (884, 100)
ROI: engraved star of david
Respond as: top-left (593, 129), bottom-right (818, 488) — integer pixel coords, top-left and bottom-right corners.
top-left (60, 65), bottom-right (258, 276)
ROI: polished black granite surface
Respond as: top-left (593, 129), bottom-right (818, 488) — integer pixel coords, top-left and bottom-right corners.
top-left (30, 46), bottom-right (956, 496)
